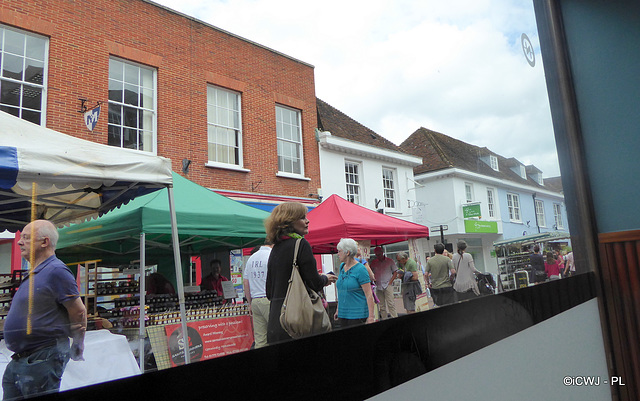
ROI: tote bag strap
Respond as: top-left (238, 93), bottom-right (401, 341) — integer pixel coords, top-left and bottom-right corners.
top-left (293, 238), bottom-right (302, 267)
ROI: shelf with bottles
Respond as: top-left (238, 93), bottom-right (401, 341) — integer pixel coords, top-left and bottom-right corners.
top-left (99, 290), bottom-right (250, 329)
top-left (0, 270), bottom-right (28, 319)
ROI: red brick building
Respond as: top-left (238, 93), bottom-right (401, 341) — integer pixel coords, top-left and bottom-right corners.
top-left (0, 0), bottom-right (321, 205)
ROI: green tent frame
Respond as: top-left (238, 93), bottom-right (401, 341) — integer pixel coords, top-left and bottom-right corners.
top-left (58, 172), bottom-right (270, 263)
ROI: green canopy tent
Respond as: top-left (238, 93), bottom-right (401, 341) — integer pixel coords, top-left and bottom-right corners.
top-left (56, 172), bottom-right (270, 369)
top-left (57, 172), bottom-right (270, 269)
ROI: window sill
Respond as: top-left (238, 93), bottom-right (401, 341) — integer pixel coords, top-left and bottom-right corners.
top-left (205, 162), bottom-right (250, 173)
top-left (276, 172), bottom-right (311, 181)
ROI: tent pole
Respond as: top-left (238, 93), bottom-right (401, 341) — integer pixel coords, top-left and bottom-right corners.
top-left (138, 232), bottom-right (146, 373)
top-left (167, 186), bottom-right (190, 364)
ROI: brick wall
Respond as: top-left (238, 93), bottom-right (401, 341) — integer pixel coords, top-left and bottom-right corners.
top-left (0, 0), bottom-right (320, 199)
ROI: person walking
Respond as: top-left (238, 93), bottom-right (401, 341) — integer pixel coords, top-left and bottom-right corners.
top-left (264, 202), bottom-right (337, 344)
top-left (370, 246), bottom-right (399, 320)
top-left (425, 243), bottom-right (456, 307)
top-left (452, 240), bottom-right (481, 301)
top-left (334, 238), bottom-right (375, 328)
top-left (243, 241), bottom-right (273, 348)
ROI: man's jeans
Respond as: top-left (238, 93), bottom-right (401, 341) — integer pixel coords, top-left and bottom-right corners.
top-left (2, 341), bottom-right (70, 400)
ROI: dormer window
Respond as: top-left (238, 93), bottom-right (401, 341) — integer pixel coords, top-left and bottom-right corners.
top-left (490, 155), bottom-right (498, 171)
top-left (537, 175), bottom-right (544, 185)
top-left (519, 165), bottom-right (526, 179)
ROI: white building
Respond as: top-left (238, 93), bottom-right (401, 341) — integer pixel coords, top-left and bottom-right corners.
top-left (400, 127), bottom-right (568, 277)
top-left (315, 99), bottom-right (426, 282)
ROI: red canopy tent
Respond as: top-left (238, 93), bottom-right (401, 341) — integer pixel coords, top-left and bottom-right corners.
top-left (305, 194), bottom-right (430, 254)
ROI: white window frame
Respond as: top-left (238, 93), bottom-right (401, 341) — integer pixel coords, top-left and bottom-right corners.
top-left (108, 57), bottom-right (157, 153)
top-left (535, 199), bottom-right (546, 227)
top-left (0, 25), bottom-right (49, 125)
top-left (345, 161), bottom-right (361, 205)
top-left (490, 155), bottom-right (499, 171)
top-left (276, 104), bottom-right (304, 177)
top-left (537, 174), bottom-right (544, 185)
top-left (382, 167), bottom-right (397, 210)
top-left (507, 193), bottom-right (521, 222)
top-left (487, 188), bottom-right (496, 219)
top-left (554, 203), bottom-right (564, 229)
top-left (465, 183), bottom-right (474, 203)
top-left (206, 85), bottom-right (245, 171)
top-left (520, 165), bottom-right (527, 179)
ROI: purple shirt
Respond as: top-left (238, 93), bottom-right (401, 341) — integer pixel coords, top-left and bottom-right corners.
top-left (4, 255), bottom-right (79, 353)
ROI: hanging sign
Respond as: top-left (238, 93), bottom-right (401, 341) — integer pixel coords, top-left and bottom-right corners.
top-left (462, 203), bottom-right (482, 218)
top-left (84, 104), bottom-right (101, 131)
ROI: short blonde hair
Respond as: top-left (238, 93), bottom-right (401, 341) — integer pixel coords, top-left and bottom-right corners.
top-left (264, 202), bottom-right (308, 244)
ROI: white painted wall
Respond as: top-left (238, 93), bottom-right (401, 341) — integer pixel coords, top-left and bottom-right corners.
top-left (318, 135), bottom-right (420, 220)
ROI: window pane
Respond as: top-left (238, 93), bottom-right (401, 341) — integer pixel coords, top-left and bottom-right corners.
top-left (24, 59), bottom-right (44, 85)
top-left (124, 83), bottom-right (139, 106)
top-left (0, 105), bottom-right (19, 117)
top-left (123, 127), bottom-right (137, 149)
top-left (22, 85), bottom-right (41, 110)
top-left (109, 59), bottom-right (123, 81)
top-left (141, 88), bottom-right (153, 109)
top-left (21, 109), bottom-right (40, 124)
top-left (141, 130), bottom-right (153, 152)
top-left (124, 63), bottom-right (139, 85)
top-left (140, 68), bottom-right (153, 89)
top-left (108, 79), bottom-right (123, 102)
top-left (25, 35), bottom-right (46, 61)
top-left (141, 110), bottom-right (153, 131)
top-left (3, 53), bottom-right (23, 80)
top-left (123, 106), bottom-right (138, 127)
top-left (108, 124), bottom-right (121, 147)
top-left (4, 30), bottom-right (24, 56)
top-left (1, 80), bottom-right (20, 106)
top-left (108, 103), bottom-right (121, 124)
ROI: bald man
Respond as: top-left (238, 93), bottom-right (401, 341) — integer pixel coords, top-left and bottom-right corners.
top-left (3, 220), bottom-right (86, 399)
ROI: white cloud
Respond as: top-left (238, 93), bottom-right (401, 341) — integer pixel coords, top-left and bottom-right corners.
top-left (152, 0), bottom-right (560, 176)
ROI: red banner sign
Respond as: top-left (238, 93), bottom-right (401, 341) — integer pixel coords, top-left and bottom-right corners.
top-left (165, 316), bottom-right (254, 366)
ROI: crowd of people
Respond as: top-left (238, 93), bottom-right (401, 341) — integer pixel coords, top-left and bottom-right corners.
top-left (2, 203), bottom-right (576, 399)
top-left (529, 244), bottom-right (575, 284)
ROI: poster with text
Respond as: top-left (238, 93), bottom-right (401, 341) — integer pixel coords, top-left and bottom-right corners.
top-left (165, 316), bottom-right (254, 367)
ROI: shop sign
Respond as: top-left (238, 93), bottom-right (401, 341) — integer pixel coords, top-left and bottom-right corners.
top-left (464, 220), bottom-right (498, 233)
top-left (165, 316), bottom-right (253, 367)
top-left (462, 203), bottom-right (482, 218)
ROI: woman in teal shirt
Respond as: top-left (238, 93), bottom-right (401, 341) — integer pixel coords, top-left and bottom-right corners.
top-left (334, 238), bottom-right (375, 328)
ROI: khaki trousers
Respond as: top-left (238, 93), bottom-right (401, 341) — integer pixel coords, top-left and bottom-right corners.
top-left (250, 297), bottom-right (270, 348)
top-left (376, 285), bottom-right (397, 319)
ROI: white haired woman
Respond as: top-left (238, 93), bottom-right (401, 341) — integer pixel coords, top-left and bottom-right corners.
top-left (334, 238), bottom-right (376, 328)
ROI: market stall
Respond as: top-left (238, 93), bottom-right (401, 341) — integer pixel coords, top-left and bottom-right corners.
top-left (56, 172), bottom-right (271, 369)
top-left (305, 194), bottom-right (430, 254)
top-left (0, 111), bottom-right (198, 375)
top-left (493, 231), bottom-right (571, 291)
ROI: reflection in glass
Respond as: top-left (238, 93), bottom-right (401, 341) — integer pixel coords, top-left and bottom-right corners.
top-left (2, 53), bottom-right (23, 80)
top-left (1, 80), bottom-right (20, 106)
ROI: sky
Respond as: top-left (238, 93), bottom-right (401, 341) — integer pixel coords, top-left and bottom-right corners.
top-left (152, 0), bottom-right (560, 177)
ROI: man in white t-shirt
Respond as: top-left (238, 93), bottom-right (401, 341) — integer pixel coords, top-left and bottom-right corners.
top-left (370, 246), bottom-right (399, 319)
top-left (243, 242), bottom-right (273, 348)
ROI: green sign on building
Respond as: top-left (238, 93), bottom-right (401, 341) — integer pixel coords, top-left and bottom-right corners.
top-left (464, 219), bottom-right (498, 233)
top-left (462, 203), bottom-right (482, 218)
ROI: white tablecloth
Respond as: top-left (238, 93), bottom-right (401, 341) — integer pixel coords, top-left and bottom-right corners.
top-left (0, 329), bottom-right (141, 397)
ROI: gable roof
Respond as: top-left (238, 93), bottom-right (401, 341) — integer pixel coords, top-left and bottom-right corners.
top-left (543, 176), bottom-right (564, 193)
top-left (316, 98), bottom-right (403, 153)
top-left (399, 127), bottom-right (560, 192)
